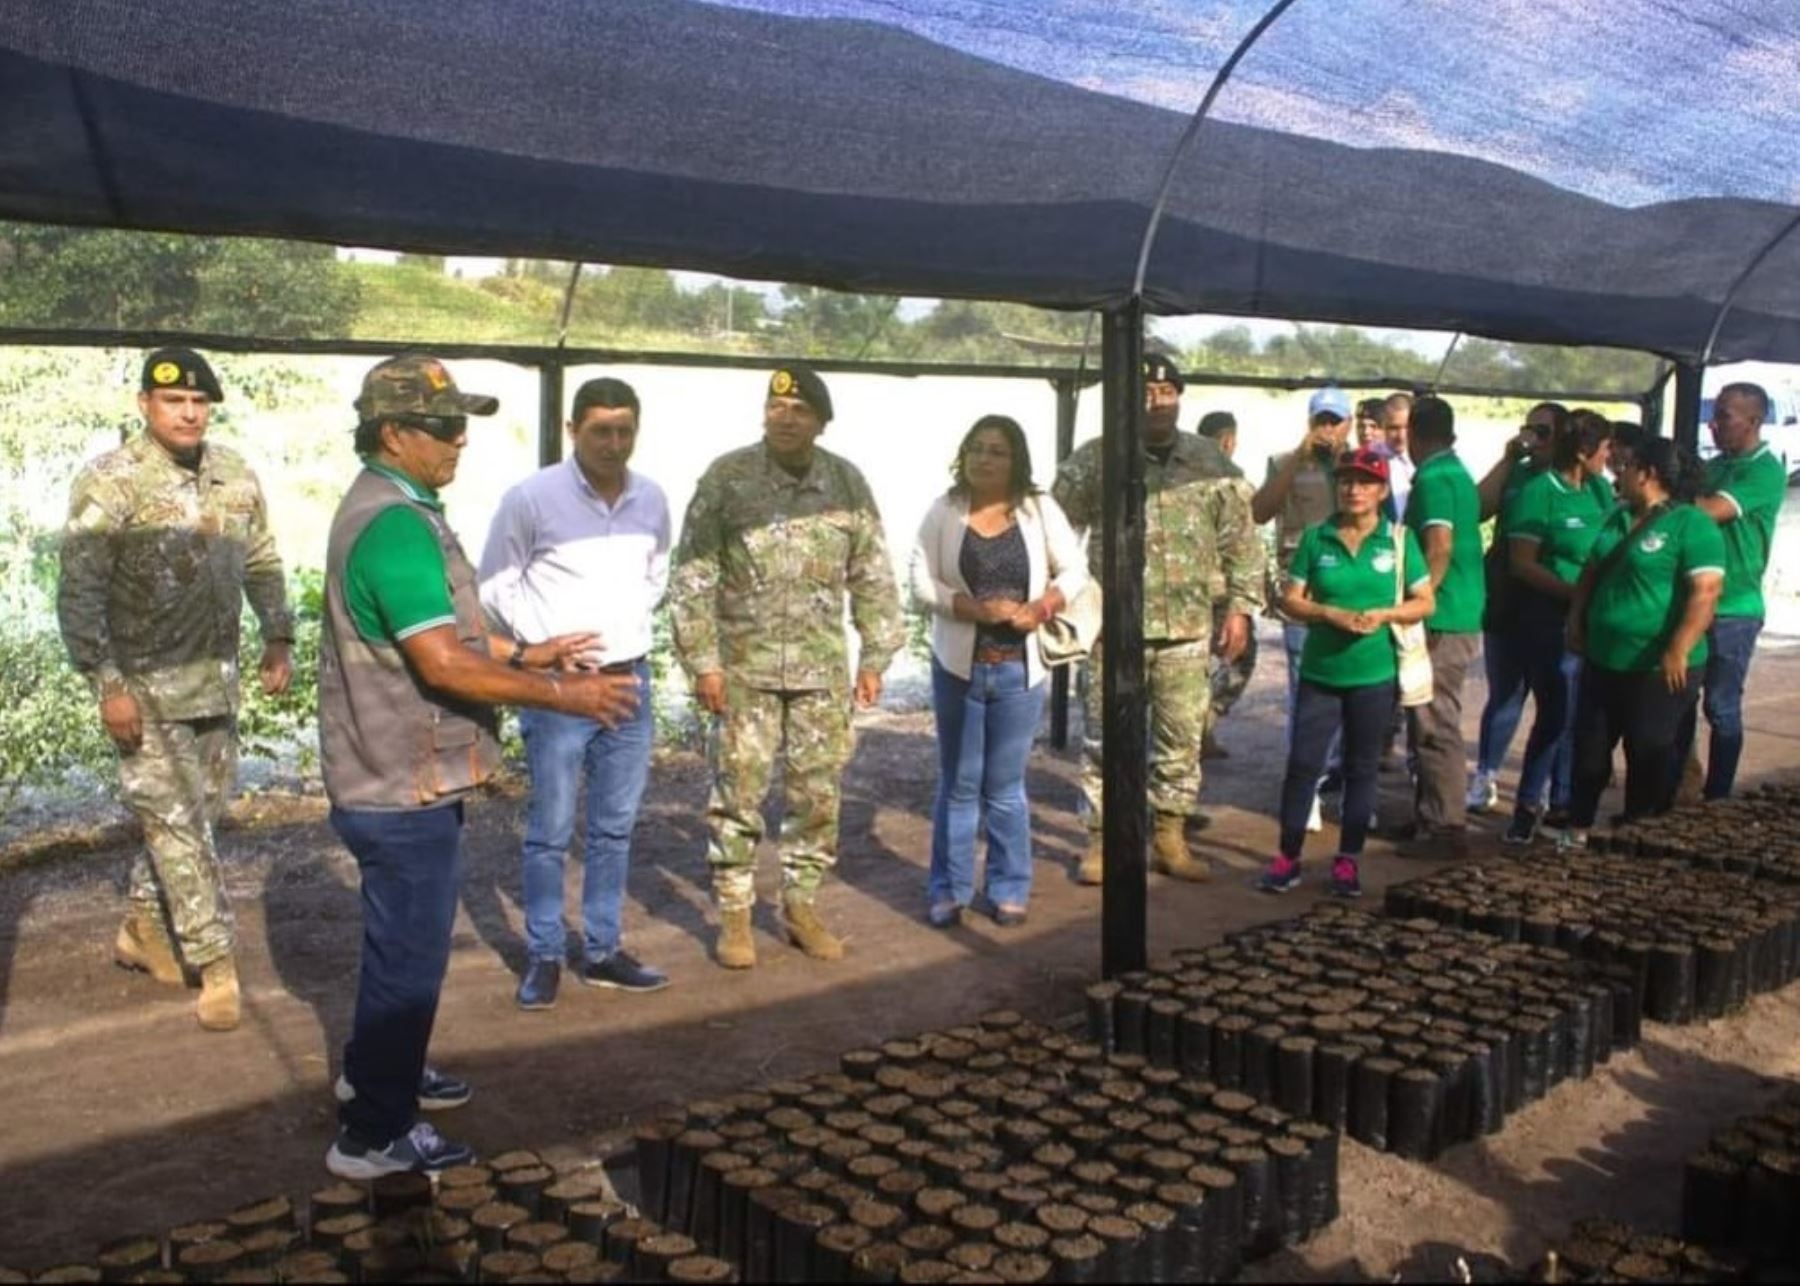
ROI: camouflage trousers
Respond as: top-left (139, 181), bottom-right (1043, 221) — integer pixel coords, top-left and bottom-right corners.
top-left (116, 715), bottom-right (238, 968)
top-left (1080, 638), bottom-right (1212, 831)
top-left (706, 679), bottom-right (854, 913)
top-left (1206, 603), bottom-right (1259, 732)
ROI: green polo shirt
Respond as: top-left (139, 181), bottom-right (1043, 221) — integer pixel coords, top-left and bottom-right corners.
top-left (1290, 516), bottom-right (1429, 688)
top-left (1705, 443), bottom-right (1786, 619)
top-left (1404, 449), bottom-right (1483, 634)
top-left (1508, 468), bottom-right (1610, 589)
top-left (1584, 504), bottom-right (1727, 673)
top-left (344, 462), bottom-right (455, 645)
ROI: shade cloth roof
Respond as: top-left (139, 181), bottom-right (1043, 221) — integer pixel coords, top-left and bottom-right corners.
top-left (4, 0), bottom-right (1799, 363)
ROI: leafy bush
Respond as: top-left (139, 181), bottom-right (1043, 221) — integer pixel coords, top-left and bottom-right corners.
top-left (236, 568), bottom-right (325, 772)
top-left (0, 625), bottom-right (116, 805)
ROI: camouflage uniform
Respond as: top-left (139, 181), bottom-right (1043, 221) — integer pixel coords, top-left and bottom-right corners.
top-left (669, 441), bottom-right (903, 911)
top-left (1207, 475), bottom-right (1261, 730)
top-left (1052, 432), bottom-right (1263, 828)
top-left (58, 432), bottom-right (292, 968)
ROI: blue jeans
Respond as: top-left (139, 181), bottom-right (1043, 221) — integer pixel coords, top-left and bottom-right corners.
top-left (1278, 679), bottom-right (1395, 860)
top-left (1282, 621), bottom-right (1341, 778)
top-left (332, 800), bottom-right (465, 1147)
top-left (1514, 615), bottom-right (1580, 813)
top-left (928, 657), bottom-right (1047, 910)
top-left (1476, 627), bottom-right (1529, 776)
top-left (518, 662), bottom-right (653, 963)
top-left (1674, 616), bottom-right (1762, 800)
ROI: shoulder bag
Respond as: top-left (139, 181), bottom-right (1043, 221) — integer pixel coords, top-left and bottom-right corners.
top-left (1390, 529), bottom-right (1434, 707)
top-left (1027, 495), bottom-right (1103, 668)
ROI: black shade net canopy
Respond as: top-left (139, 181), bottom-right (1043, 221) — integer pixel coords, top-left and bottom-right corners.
top-left (4, 0), bottom-right (1800, 364)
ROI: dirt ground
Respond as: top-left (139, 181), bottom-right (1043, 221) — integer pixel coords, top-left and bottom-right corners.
top-left (4, 628), bottom-right (1800, 1278)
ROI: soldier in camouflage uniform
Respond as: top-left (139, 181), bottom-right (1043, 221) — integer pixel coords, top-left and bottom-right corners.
top-left (1052, 357), bottom-right (1263, 885)
top-left (57, 348), bottom-right (294, 1032)
top-left (1194, 410), bottom-right (1259, 759)
top-left (670, 364), bottom-right (904, 969)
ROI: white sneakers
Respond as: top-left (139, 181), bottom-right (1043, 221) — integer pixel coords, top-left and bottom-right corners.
top-left (1466, 768), bottom-right (1500, 814)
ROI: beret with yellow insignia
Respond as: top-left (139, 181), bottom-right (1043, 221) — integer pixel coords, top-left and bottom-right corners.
top-left (768, 362), bottom-right (832, 423)
top-left (141, 347), bottom-right (224, 401)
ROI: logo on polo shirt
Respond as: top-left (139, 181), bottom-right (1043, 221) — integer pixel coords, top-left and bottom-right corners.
top-left (1640, 532), bottom-right (1668, 553)
top-left (1318, 553), bottom-right (1340, 568)
top-left (1564, 516), bottom-right (1586, 529)
top-left (1372, 551), bottom-right (1395, 573)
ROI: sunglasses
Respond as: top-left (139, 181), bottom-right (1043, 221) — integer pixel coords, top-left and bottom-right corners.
top-left (397, 414), bottom-right (468, 442)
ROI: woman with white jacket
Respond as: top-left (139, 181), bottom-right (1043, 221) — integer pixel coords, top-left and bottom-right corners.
top-left (910, 415), bottom-right (1088, 928)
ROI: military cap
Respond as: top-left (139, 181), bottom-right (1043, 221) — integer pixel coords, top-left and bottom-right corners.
top-left (767, 363), bottom-right (833, 423)
top-left (141, 347), bottom-right (224, 401)
top-left (354, 353), bottom-right (499, 421)
top-left (1143, 354), bottom-right (1184, 391)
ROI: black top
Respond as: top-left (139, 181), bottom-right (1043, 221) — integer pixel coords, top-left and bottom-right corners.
top-left (961, 521), bottom-right (1031, 654)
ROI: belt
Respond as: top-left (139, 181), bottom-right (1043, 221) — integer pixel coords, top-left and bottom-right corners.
top-left (594, 656), bottom-right (645, 674)
top-left (973, 644), bottom-right (1025, 664)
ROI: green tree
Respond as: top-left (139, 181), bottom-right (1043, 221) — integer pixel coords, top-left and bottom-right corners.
top-left (777, 284), bottom-right (903, 358)
top-left (0, 225), bottom-right (360, 337)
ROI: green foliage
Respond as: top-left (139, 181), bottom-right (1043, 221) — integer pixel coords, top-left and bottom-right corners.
top-left (0, 625), bottom-right (116, 805)
top-left (235, 569), bottom-right (325, 770)
top-left (1173, 322), bottom-right (1656, 395)
top-left (0, 225), bottom-right (360, 337)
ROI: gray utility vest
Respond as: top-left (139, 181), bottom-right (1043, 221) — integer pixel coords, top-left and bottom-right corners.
top-left (319, 467), bottom-right (501, 810)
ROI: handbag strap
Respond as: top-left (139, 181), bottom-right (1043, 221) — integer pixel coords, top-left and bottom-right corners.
top-left (1391, 520), bottom-right (1407, 609)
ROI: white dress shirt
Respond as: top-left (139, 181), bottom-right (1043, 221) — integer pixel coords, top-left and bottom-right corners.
top-left (478, 457), bottom-right (670, 666)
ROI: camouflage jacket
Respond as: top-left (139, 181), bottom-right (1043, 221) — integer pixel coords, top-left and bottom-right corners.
top-left (1052, 431), bottom-right (1264, 640)
top-left (669, 441), bottom-right (904, 691)
top-left (57, 433), bottom-right (292, 720)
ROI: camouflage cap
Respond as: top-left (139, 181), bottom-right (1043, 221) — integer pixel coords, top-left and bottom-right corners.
top-left (142, 347), bottom-right (224, 401)
top-left (354, 354), bottom-right (499, 421)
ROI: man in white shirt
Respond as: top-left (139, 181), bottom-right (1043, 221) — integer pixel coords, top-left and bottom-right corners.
top-left (479, 377), bottom-right (671, 1010)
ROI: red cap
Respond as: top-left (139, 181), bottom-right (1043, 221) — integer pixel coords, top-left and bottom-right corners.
top-left (1335, 446), bottom-right (1391, 484)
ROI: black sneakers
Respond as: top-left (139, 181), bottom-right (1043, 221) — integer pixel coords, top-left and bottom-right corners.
top-left (1503, 808), bottom-right (1540, 847)
top-left (578, 950), bottom-right (670, 993)
top-left (325, 1122), bottom-right (474, 1181)
top-left (334, 1066), bottom-right (472, 1112)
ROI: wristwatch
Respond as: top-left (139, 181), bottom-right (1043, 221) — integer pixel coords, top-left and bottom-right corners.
top-left (508, 639), bottom-right (529, 669)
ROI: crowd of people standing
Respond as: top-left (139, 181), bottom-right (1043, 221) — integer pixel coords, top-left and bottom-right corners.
top-left (55, 346), bottom-right (1781, 1179)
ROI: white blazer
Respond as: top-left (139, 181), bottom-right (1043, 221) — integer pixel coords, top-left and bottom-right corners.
top-left (909, 490), bottom-right (1089, 687)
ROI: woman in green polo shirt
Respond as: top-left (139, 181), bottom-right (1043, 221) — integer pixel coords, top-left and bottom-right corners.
top-left (1501, 410), bottom-right (1613, 845)
top-left (1258, 448), bottom-right (1434, 898)
top-left (1563, 438), bottom-right (1724, 848)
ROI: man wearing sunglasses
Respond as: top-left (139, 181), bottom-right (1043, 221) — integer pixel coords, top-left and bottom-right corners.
top-left (319, 354), bottom-right (640, 1180)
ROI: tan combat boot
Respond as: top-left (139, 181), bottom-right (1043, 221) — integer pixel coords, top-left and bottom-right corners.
top-left (196, 956), bottom-right (241, 1031)
top-left (1151, 813), bottom-right (1211, 882)
top-left (114, 914), bottom-right (185, 986)
top-left (1077, 834), bottom-right (1104, 885)
top-left (781, 895), bottom-right (845, 961)
top-left (716, 907), bottom-right (757, 970)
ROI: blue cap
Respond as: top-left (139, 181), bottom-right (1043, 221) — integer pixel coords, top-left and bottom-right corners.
top-left (1308, 386), bottom-right (1351, 420)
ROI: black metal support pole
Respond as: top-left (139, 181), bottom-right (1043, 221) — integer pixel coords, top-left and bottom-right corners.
top-left (1672, 361), bottom-right (1703, 454)
top-left (1100, 304), bottom-right (1148, 980)
top-left (1050, 376), bottom-right (1080, 751)
top-left (539, 360), bottom-right (565, 467)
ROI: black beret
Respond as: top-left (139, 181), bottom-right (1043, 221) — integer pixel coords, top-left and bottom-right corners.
top-left (1143, 354), bottom-right (1184, 391)
top-left (141, 347), bottom-right (224, 401)
top-left (768, 363), bottom-right (833, 422)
